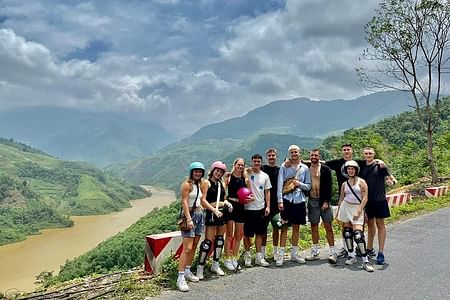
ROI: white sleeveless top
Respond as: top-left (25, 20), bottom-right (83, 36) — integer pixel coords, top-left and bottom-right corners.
top-left (188, 183), bottom-right (202, 208)
top-left (343, 178), bottom-right (362, 205)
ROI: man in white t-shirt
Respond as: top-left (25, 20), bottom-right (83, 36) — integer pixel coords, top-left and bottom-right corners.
top-left (243, 153), bottom-right (272, 267)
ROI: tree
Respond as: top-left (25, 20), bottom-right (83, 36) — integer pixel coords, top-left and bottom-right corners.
top-left (357, 0), bottom-right (450, 183)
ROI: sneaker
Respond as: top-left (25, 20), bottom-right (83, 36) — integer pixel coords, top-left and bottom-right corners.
top-left (328, 253), bottom-right (337, 264)
top-left (291, 254), bottom-right (306, 264)
top-left (184, 271), bottom-right (199, 282)
top-left (363, 262), bottom-right (375, 272)
top-left (376, 252), bottom-right (386, 265)
top-left (275, 255), bottom-right (284, 267)
top-left (305, 249), bottom-right (320, 261)
top-left (345, 256), bottom-right (357, 265)
top-left (244, 254), bottom-right (252, 267)
top-left (367, 248), bottom-right (377, 259)
top-left (232, 259), bottom-right (242, 271)
top-left (255, 254), bottom-right (270, 267)
top-left (337, 247), bottom-right (348, 258)
top-left (224, 259), bottom-right (235, 271)
top-left (196, 265), bottom-right (204, 280)
top-left (176, 277), bottom-right (189, 292)
top-left (211, 261), bottom-right (225, 276)
top-left (273, 252), bottom-right (280, 262)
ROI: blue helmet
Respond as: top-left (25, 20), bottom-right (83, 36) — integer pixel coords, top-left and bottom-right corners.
top-left (188, 162), bottom-right (205, 173)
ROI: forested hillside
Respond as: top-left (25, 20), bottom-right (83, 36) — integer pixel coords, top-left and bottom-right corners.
top-left (57, 97), bottom-right (449, 283)
top-left (108, 134), bottom-right (322, 193)
top-left (0, 139), bottom-right (150, 245)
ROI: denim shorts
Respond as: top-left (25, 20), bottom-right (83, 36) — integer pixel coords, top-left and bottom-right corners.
top-left (181, 209), bottom-right (205, 238)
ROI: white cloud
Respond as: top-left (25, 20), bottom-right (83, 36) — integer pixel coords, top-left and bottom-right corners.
top-left (1, 0), bottom-right (428, 137)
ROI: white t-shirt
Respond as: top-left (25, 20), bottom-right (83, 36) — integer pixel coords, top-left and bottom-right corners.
top-left (245, 170), bottom-right (272, 211)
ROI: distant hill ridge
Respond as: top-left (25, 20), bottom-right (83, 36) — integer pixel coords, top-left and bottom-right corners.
top-left (188, 91), bottom-right (413, 141)
top-left (0, 107), bottom-right (176, 167)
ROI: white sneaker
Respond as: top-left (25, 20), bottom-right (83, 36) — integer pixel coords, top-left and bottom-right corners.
top-left (255, 253), bottom-right (270, 267)
top-left (363, 262), bottom-right (375, 272)
top-left (211, 261), bottom-right (225, 276)
top-left (224, 259), bottom-right (235, 271)
top-left (184, 271), bottom-right (199, 282)
top-left (291, 254), bottom-right (306, 264)
top-left (177, 277), bottom-right (189, 292)
top-left (244, 254), bottom-right (252, 267)
top-left (328, 253), bottom-right (337, 264)
top-left (345, 256), bottom-right (357, 265)
top-left (275, 255), bottom-right (284, 267)
top-left (273, 252), bottom-right (280, 262)
top-left (196, 265), bottom-right (204, 280)
top-left (305, 249), bottom-right (320, 261)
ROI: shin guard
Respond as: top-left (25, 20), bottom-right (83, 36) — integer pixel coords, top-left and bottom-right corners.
top-left (343, 227), bottom-right (354, 253)
top-left (198, 239), bottom-right (212, 265)
top-left (213, 235), bottom-right (224, 262)
top-left (353, 230), bottom-right (367, 257)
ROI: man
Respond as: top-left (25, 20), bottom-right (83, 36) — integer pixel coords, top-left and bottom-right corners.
top-left (261, 148), bottom-right (280, 260)
top-left (276, 145), bottom-right (311, 266)
top-left (243, 154), bottom-right (272, 267)
top-left (325, 143), bottom-right (355, 258)
top-left (359, 146), bottom-right (396, 265)
top-left (305, 149), bottom-right (337, 264)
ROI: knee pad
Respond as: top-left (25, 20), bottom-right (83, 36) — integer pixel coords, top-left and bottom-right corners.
top-left (198, 239), bottom-right (212, 265)
top-left (343, 227), bottom-right (354, 252)
top-left (213, 235), bottom-right (224, 261)
top-left (353, 230), bottom-right (367, 256)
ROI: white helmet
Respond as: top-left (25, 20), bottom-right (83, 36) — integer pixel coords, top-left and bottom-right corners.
top-left (344, 160), bottom-right (359, 175)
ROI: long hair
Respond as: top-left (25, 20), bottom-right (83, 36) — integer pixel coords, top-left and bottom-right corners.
top-left (231, 158), bottom-right (245, 175)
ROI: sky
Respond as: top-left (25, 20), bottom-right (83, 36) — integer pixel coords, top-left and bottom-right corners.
top-left (0, 0), bottom-right (384, 136)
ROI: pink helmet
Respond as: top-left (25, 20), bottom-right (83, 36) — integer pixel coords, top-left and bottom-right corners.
top-left (211, 161), bottom-right (227, 172)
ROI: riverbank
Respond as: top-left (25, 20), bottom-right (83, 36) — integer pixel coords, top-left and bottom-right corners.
top-left (0, 186), bottom-right (175, 295)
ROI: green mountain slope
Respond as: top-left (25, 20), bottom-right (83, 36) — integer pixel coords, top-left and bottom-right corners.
top-left (0, 107), bottom-right (176, 167)
top-left (188, 91), bottom-right (413, 141)
top-left (108, 134), bottom-right (322, 191)
top-left (0, 138), bottom-right (150, 245)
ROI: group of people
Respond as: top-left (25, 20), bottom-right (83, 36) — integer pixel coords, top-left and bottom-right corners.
top-left (176, 144), bottom-right (396, 292)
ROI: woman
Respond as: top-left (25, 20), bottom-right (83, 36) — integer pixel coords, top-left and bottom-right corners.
top-left (196, 161), bottom-right (232, 278)
top-left (336, 160), bottom-right (374, 272)
top-left (223, 158), bottom-right (251, 271)
top-left (177, 162), bottom-right (208, 292)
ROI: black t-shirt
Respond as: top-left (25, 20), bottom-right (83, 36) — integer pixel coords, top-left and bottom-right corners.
top-left (359, 163), bottom-right (389, 202)
top-left (326, 158), bottom-right (364, 196)
top-left (227, 174), bottom-right (246, 199)
top-left (261, 164), bottom-right (279, 205)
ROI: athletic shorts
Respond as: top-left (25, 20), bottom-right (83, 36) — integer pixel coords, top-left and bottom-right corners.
top-left (365, 200), bottom-right (391, 219)
top-left (244, 208), bottom-right (268, 237)
top-left (205, 207), bottom-right (227, 226)
top-left (181, 209), bottom-right (204, 238)
top-left (337, 201), bottom-right (364, 225)
top-left (227, 199), bottom-right (245, 223)
top-left (280, 200), bottom-right (306, 226)
top-left (307, 197), bottom-right (333, 224)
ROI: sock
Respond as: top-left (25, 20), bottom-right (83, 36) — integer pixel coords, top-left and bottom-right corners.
top-left (245, 250), bottom-right (251, 257)
top-left (279, 248), bottom-right (285, 257)
top-left (312, 244), bottom-right (319, 252)
top-left (362, 256), bottom-right (369, 263)
top-left (261, 246), bottom-right (266, 256)
top-left (330, 246), bottom-right (336, 254)
top-left (178, 271), bottom-right (185, 279)
top-left (291, 245), bottom-right (298, 256)
top-left (274, 246), bottom-right (278, 255)
top-left (185, 265), bottom-right (191, 273)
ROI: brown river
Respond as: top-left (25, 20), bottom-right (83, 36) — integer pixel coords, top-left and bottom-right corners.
top-left (0, 186), bottom-right (175, 294)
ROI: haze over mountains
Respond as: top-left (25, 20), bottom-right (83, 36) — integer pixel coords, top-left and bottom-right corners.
top-left (0, 91), bottom-right (413, 167)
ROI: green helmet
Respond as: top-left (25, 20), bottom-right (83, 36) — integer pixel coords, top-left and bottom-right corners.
top-left (271, 213), bottom-right (285, 229)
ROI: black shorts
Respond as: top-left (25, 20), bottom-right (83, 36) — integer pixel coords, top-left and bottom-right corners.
top-left (205, 207), bottom-right (227, 226)
top-left (280, 200), bottom-right (306, 225)
top-left (244, 208), bottom-right (268, 237)
top-left (365, 200), bottom-right (391, 219)
top-left (228, 200), bottom-right (245, 223)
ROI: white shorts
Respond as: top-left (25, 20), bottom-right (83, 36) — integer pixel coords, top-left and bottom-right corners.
top-left (337, 201), bottom-right (364, 225)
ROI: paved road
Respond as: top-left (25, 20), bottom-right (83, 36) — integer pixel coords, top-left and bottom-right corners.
top-left (158, 207), bottom-right (450, 300)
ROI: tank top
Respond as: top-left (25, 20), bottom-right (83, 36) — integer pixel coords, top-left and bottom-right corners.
top-left (206, 179), bottom-right (226, 203)
top-left (188, 183), bottom-right (202, 208)
top-left (227, 174), bottom-right (246, 199)
top-left (343, 178), bottom-right (362, 205)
